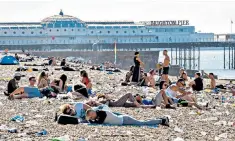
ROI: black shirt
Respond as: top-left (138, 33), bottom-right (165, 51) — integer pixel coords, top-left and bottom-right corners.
top-left (60, 61), bottom-right (66, 66)
top-left (134, 56), bottom-right (140, 67)
top-left (7, 79), bottom-right (18, 94)
top-left (89, 110), bottom-right (107, 124)
top-left (193, 77), bottom-right (203, 91)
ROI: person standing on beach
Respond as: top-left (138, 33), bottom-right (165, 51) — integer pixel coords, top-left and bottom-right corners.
top-left (132, 52), bottom-right (144, 83)
top-left (162, 50), bottom-right (170, 84)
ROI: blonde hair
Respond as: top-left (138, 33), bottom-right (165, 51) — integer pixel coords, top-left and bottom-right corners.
top-left (59, 104), bottom-right (70, 114)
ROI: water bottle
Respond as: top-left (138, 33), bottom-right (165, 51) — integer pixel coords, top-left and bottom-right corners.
top-left (222, 96), bottom-right (226, 103)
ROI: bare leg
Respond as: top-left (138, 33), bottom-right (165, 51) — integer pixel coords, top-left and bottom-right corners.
top-left (110, 93), bottom-right (140, 108)
top-left (188, 102), bottom-right (202, 110)
top-left (12, 93), bottom-right (28, 99)
top-left (161, 91), bottom-right (170, 105)
top-left (10, 87), bottom-right (24, 97)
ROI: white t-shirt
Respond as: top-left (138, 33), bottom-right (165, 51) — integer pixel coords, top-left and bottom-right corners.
top-left (103, 111), bottom-right (123, 125)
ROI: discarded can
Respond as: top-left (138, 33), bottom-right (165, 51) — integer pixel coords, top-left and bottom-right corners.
top-left (8, 128), bottom-right (17, 133)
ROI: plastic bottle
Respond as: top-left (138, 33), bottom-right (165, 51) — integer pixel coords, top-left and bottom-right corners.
top-left (222, 96), bottom-right (226, 103)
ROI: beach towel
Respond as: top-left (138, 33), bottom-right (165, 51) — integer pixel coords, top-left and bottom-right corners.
top-left (24, 87), bottom-right (42, 98)
top-left (88, 123), bottom-right (158, 128)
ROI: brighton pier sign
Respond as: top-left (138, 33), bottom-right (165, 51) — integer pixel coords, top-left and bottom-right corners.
top-left (140, 20), bottom-right (189, 26)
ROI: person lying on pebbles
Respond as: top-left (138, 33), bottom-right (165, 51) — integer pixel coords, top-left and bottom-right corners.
top-left (86, 93), bottom-right (155, 108)
top-left (86, 109), bottom-right (170, 126)
top-left (58, 102), bottom-right (111, 123)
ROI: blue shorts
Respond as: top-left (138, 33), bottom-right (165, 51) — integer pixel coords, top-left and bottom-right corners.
top-left (87, 89), bottom-right (92, 95)
top-left (24, 87), bottom-right (42, 98)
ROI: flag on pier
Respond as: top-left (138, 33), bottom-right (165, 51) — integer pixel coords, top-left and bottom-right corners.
top-left (114, 42), bottom-right (117, 65)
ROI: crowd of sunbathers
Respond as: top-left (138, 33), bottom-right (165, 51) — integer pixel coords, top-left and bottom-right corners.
top-left (3, 53), bottom-right (235, 127)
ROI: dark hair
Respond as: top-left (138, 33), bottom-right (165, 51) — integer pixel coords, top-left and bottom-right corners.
top-left (149, 69), bottom-right (155, 75)
top-left (80, 70), bottom-right (86, 76)
top-left (82, 71), bottom-right (88, 78)
top-left (60, 74), bottom-right (67, 90)
top-left (195, 72), bottom-right (201, 77)
top-left (134, 52), bottom-right (139, 55)
top-left (29, 77), bottom-right (36, 81)
top-left (163, 50), bottom-right (168, 52)
top-left (177, 78), bottom-right (185, 83)
top-left (40, 71), bottom-right (46, 78)
top-left (209, 73), bottom-right (214, 76)
top-left (159, 80), bottom-right (166, 90)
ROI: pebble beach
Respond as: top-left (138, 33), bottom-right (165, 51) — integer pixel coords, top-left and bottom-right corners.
top-left (0, 54), bottom-right (235, 141)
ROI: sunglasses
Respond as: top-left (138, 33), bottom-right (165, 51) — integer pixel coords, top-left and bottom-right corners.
top-left (65, 107), bottom-right (73, 115)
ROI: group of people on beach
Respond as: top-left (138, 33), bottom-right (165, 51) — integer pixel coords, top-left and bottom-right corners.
top-left (3, 51), bottom-right (235, 127)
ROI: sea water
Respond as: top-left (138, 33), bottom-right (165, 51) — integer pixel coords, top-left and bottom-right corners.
top-left (159, 50), bottom-right (235, 79)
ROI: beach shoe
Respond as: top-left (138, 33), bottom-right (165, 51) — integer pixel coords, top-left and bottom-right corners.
top-left (4, 91), bottom-right (10, 96)
top-left (160, 117), bottom-right (169, 127)
top-left (165, 104), bottom-right (176, 109)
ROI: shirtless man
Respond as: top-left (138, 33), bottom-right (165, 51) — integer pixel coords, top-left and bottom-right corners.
top-left (162, 50), bottom-right (170, 84)
top-left (204, 72), bottom-right (216, 89)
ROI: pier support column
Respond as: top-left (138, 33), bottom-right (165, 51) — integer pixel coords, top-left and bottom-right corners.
top-left (198, 46), bottom-right (200, 71)
top-left (184, 47), bottom-right (187, 69)
top-left (229, 46), bottom-right (231, 69)
top-left (193, 46), bottom-right (196, 70)
top-left (188, 46), bottom-right (192, 70)
top-left (224, 46), bottom-right (226, 69)
top-left (234, 46), bottom-right (235, 69)
top-left (170, 44), bottom-right (173, 64)
top-left (176, 47), bottom-right (178, 65)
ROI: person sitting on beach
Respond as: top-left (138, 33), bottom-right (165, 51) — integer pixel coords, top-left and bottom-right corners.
top-left (37, 71), bottom-right (49, 89)
top-left (86, 109), bottom-right (169, 126)
top-left (189, 72), bottom-right (203, 91)
top-left (60, 58), bottom-right (66, 66)
top-left (156, 62), bottom-right (163, 76)
top-left (9, 77), bottom-right (42, 99)
top-left (166, 79), bottom-right (203, 109)
top-left (180, 71), bottom-right (188, 82)
top-left (15, 53), bottom-right (19, 61)
top-left (4, 73), bottom-right (21, 96)
top-left (203, 71), bottom-right (216, 89)
top-left (125, 65), bottom-right (134, 83)
top-left (51, 74), bottom-right (68, 92)
top-left (178, 68), bottom-right (185, 79)
top-left (81, 71), bottom-right (92, 95)
top-left (154, 81), bottom-right (175, 109)
top-left (143, 69), bottom-right (156, 89)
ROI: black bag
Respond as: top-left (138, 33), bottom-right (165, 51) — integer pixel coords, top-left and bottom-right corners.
top-left (57, 114), bottom-right (79, 125)
top-left (74, 84), bottom-right (89, 98)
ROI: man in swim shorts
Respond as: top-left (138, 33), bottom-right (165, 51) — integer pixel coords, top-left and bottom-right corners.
top-left (162, 50), bottom-right (170, 84)
top-left (9, 77), bottom-right (42, 99)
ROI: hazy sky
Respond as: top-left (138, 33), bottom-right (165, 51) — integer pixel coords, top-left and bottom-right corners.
top-left (0, 0), bottom-right (235, 33)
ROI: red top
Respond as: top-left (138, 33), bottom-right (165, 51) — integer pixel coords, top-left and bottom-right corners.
top-left (82, 77), bottom-right (90, 87)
